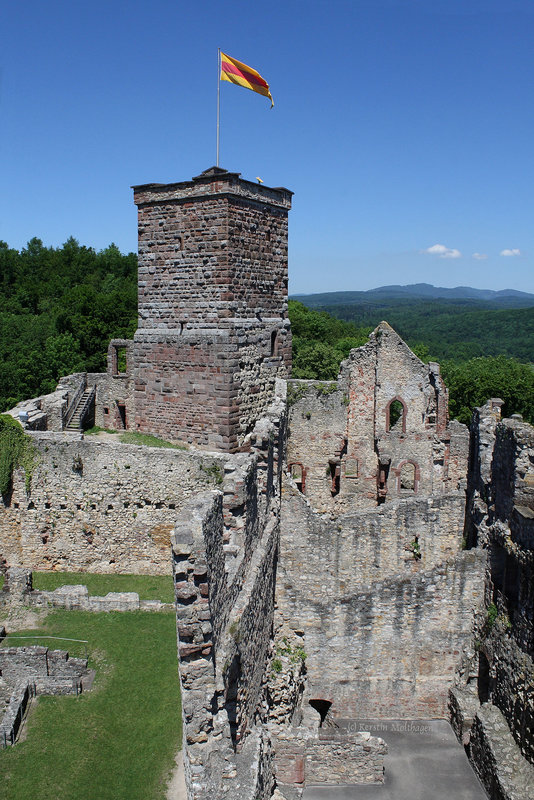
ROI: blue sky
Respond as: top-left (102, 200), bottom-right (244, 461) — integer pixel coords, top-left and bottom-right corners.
top-left (1, 0), bottom-right (533, 294)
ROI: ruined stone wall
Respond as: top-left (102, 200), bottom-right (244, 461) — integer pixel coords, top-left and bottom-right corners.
top-left (91, 339), bottom-right (136, 431)
top-left (286, 324), bottom-right (468, 514)
top-left (286, 381), bottom-right (346, 510)
top-left (172, 395), bottom-right (288, 800)
top-left (279, 482), bottom-right (483, 718)
top-left (274, 728), bottom-right (387, 792)
top-left (281, 482), bottom-right (467, 588)
top-left (0, 432), bottom-right (225, 574)
top-left (451, 404), bottom-right (534, 800)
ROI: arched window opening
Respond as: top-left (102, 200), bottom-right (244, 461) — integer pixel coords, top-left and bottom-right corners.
top-left (386, 398), bottom-right (406, 432)
top-left (270, 330), bottom-right (279, 357)
top-left (309, 698), bottom-right (332, 727)
top-left (400, 462), bottom-right (416, 491)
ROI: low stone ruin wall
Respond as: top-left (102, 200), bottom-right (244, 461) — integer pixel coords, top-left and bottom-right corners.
top-left (0, 645), bottom-right (89, 748)
top-left (0, 568), bottom-right (171, 613)
top-left (274, 727), bottom-right (386, 796)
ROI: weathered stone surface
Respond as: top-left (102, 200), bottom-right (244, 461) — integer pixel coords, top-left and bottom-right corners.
top-left (286, 323), bottom-right (468, 514)
top-left (453, 402), bottom-right (534, 800)
top-left (0, 645), bottom-right (90, 748)
top-left (0, 434), bottom-right (226, 574)
top-left (131, 168), bottom-right (292, 452)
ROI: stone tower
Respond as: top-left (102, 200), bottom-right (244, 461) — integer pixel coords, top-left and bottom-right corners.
top-left (131, 167), bottom-right (293, 452)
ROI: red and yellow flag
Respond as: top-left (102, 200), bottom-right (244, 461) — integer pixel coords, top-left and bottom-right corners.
top-left (220, 52), bottom-right (273, 108)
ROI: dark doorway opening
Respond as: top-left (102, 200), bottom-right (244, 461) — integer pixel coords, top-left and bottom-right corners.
top-left (117, 403), bottom-right (127, 429)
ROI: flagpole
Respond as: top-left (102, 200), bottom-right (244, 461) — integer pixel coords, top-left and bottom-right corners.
top-left (216, 48), bottom-right (221, 167)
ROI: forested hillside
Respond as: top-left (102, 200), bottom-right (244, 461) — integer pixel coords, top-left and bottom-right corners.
top-left (292, 297), bottom-right (534, 363)
top-left (0, 238), bottom-right (137, 411)
top-left (1, 239), bottom-right (532, 426)
top-left (289, 300), bottom-right (534, 425)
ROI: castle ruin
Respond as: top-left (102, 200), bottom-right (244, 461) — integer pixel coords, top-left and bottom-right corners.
top-left (1, 168), bottom-right (533, 800)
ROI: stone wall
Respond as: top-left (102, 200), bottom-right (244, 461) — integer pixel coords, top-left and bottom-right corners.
top-left (451, 403), bottom-right (534, 800)
top-left (172, 395), bottom-right (288, 800)
top-left (286, 323), bottom-right (468, 514)
top-left (131, 167), bottom-right (292, 451)
top-left (280, 483), bottom-right (467, 587)
top-left (0, 644), bottom-right (90, 748)
top-left (274, 728), bottom-right (386, 794)
top-left (0, 432), bottom-right (226, 574)
top-left (279, 488), bottom-right (483, 717)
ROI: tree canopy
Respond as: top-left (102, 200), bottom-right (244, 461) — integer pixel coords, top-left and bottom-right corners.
top-left (1, 240), bottom-right (532, 428)
top-left (0, 238), bottom-right (137, 411)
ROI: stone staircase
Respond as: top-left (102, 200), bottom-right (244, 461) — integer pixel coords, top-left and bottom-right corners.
top-left (65, 386), bottom-right (95, 431)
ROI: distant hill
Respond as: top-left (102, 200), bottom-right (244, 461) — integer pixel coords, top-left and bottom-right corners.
top-left (290, 285), bottom-right (534, 363)
top-left (292, 284), bottom-right (534, 309)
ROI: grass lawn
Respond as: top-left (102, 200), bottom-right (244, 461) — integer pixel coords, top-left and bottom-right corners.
top-left (32, 571), bottom-right (175, 604)
top-left (1, 609), bottom-right (181, 800)
top-left (84, 426), bottom-right (186, 450)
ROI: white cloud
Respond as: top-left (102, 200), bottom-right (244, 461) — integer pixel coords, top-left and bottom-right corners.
top-left (500, 248), bottom-right (521, 257)
top-left (472, 252), bottom-right (488, 260)
top-left (422, 243), bottom-right (461, 259)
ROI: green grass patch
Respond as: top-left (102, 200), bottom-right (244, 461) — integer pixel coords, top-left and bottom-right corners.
top-left (118, 431), bottom-right (186, 449)
top-left (1, 609), bottom-right (181, 800)
top-left (32, 572), bottom-right (175, 603)
top-left (84, 425), bottom-right (117, 435)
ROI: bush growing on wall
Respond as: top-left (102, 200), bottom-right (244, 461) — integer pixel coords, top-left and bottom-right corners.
top-left (0, 414), bottom-right (37, 499)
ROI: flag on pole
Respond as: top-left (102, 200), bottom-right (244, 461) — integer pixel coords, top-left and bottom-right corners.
top-left (220, 52), bottom-right (274, 108)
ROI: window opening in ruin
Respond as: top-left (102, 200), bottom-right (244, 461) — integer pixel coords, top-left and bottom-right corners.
top-left (290, 462), bottom-right (305, 493)
top-left (115, 346), bottom-right (127, 375)
top-left (103, 407), bottom-right (109, 415)
top-left (117, 403), bottom-right (127, 429)
top-left (308, 698), bottom-right (332, 727)
top-left (337, 438), bottom-right (348, 459)
top-left (377, 462), bottom-right (390, 504)
top-left (266, 229), bottom-right (271, 242)
top-left (477, 651), bottom-right (491, 704)
top-left (329, 460), bottom-right (341, 496)
top-left (387, 398), bottom-right (406, 432)
top-left (399, 462), bottom-right (417, 492)
top-left (344, 457), bottom-right (358, 478)
top-left (270, 330), bottom-right (278, 357)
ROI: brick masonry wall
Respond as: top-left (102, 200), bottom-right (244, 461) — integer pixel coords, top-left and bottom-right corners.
top-left (0, 432), bottom-right (226, 574)
top-left (131, 168), bottom-right (292, 451)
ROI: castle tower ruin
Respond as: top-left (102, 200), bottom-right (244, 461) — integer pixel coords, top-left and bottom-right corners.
top-left (131, 166), bottom-right (293, 452)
